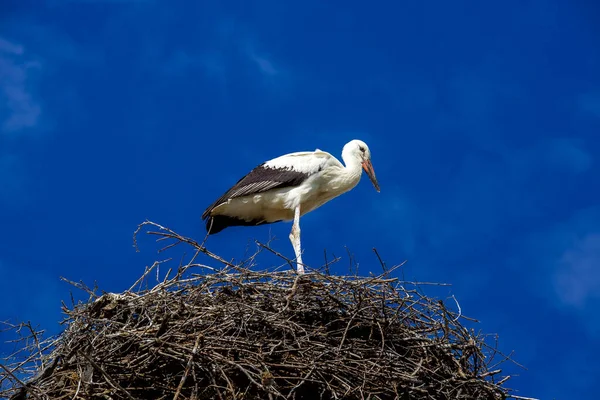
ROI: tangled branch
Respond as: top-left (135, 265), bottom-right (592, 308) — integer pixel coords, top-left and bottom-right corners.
top-left (0, 221), bottom-right (534, 400)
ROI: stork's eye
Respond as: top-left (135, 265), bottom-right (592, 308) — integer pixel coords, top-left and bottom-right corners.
top-left (359, 146), bottom-right (365, 153)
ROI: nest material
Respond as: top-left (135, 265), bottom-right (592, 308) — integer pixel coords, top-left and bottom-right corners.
top-left (1, 223), bottom-right (520, 400)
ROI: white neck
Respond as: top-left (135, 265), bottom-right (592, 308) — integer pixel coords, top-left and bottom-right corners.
top-left (339, 149), bottom-right (362, 189)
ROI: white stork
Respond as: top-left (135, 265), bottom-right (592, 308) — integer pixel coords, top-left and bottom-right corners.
top-left (202, 139), bottom-right (380, 274)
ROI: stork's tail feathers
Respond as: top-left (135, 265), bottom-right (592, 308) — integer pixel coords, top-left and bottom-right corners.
top-left (204, 214), bottom-right (279, 235)
top-left (204, 215), bottom-right (227, 235)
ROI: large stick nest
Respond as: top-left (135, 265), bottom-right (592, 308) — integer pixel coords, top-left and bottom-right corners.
top-left (1, 222), bottom-right (525, 400)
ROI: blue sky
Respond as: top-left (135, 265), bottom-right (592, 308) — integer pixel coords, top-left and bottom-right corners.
top-left (1, 0), bottom-right (599, 398)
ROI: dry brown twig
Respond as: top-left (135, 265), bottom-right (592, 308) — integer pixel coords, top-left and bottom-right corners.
top-left (0, 220), bottom-right (535, 400)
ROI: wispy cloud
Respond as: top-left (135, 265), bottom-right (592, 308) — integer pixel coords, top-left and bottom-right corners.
top-left (251, 54), bottom-right (278, 76)
top-left (578, 91), bottom-right (600, 119)
top-left (514, 207), bottom-right (600, 335)
top-left (157, 17), bottom-right (288, 100)
top-left (211, 17), bottom-right (283, 79)
top-left (440, 137), bottom-right (590, 238)
top-left (244, 44), bottom-right (279, 77)
top-left (541, 138), bottom-right (593, 174)
top-left (0, 37), bottom-right (41, 134)
top-left (553, 233), bottom-right (600, 308)
top-left (0, 38), bottom-right (23, 55)
top-left (161, 49), bottom-right (228, 85)
top-left (240, 39), bottom-right (293, 100)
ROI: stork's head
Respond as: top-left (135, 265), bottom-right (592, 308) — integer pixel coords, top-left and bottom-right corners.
top-left (343, 139), bottom-right (380, 192)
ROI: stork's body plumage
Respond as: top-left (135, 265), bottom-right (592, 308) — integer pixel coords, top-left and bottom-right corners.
top-left (202, 139), bottom-right (380, 273)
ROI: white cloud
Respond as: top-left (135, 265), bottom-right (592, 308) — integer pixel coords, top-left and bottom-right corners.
top-left (542, 138), bottom-right (592, 174)
top-left (244, 45), bottom-right (279, 77)
top-left (513, 207), bottom-right (600, 335)
top-left (0, 37), bottom-right (43, 208)
top-left (0, 37), bottom-right (41, 134)
top-left (553, 233), bottom-right (600, 308)
top-left (0, 38), bottom-right (23, 55)
top-left (251, 54), bottom-right (278, 76)
top-left (0, 26), bottom-right (89, 206)
top-left (157, 18), bottom-right (288, 98)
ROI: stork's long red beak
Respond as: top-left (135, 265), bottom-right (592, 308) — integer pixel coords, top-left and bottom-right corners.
top-left (362, 159), bottom-right (380, 193)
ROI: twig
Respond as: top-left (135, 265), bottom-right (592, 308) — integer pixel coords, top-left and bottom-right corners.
top-left (79, 351), bottom-right (136, 400)
top-left (372, 248), bottom-right (387, 274)
top-left (0, 220), bottom-right (529, 400)
top-left (0, 363), bottom-right (42, 400)
top-left (173, 333), bottom-right (203, 400)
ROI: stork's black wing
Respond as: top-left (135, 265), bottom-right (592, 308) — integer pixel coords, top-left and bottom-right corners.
top-left (202, 151), bottom-right (335, 234)
top-left (202, 163), bottom-right (308, 219)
